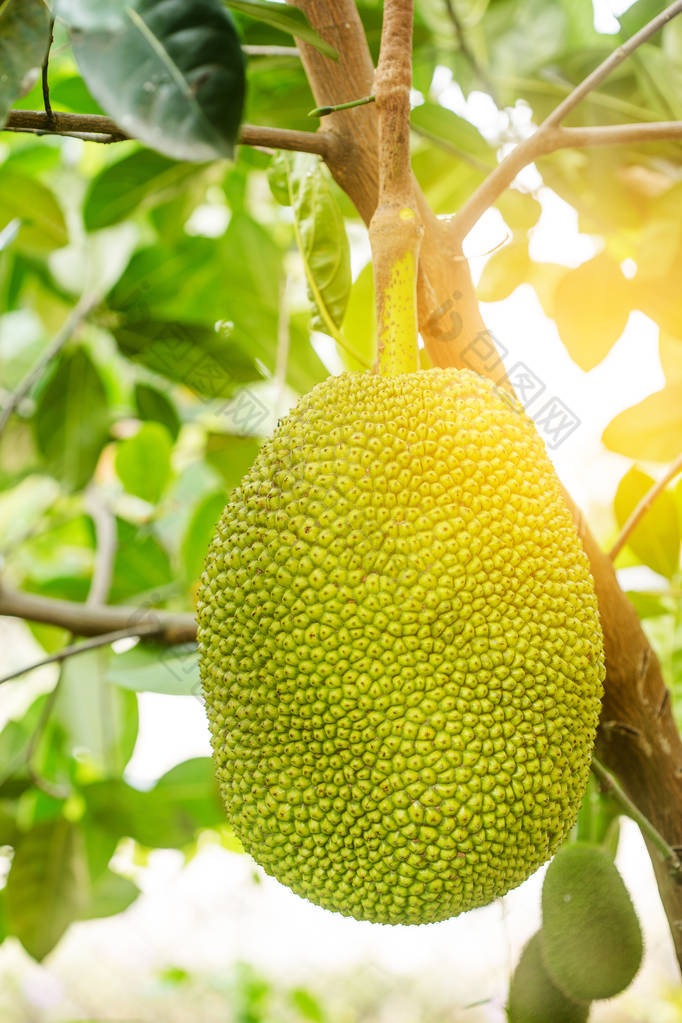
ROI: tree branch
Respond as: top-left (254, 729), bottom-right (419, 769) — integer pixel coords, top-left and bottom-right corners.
top-left (0, 584), bottom-right (196, 645)
top-left (450, 0), bottom-right (682, 240)
top-left (442, 0), bottom-right (496, 99)
top-left (2, 110), bottom-right (332, 156)
top-left (610, 450), bottom-right (682, 561)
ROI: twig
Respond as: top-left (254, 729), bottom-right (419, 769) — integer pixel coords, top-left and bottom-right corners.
top-left (451, 0), bottom-right (682, 240)
top-left (243, 44), bottom-right (300, 56)
top-left (610, 451), bottom-right (682, 562)
top-left (0, 295), bottom-right (96, 438)
top-left (0, 583), bottom-right (196, 644)
top-left (83, 487), bottom-right (117, 606)
top-left (0, 625), bottom-right (160, 685)
top-left (591, 756), bottom-right (682, 877)
top-left (41, 18), bottom-right (55, 125)
top-left (442, 0), bottom-right (496, 99)
top-left (309, 94), bottom-right (375, 117)
top-left (3, 110), bottom-right (332, 156)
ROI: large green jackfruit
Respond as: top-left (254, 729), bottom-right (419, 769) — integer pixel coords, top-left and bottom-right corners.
top-left (197, 368), bottom-right (604, 925)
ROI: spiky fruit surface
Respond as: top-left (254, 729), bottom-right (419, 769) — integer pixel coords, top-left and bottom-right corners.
top-left (197, 368), bottom-right (604, 925)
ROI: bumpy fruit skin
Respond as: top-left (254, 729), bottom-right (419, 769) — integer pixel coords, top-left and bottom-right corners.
top-left (197, 368), bottom-right (604, 925)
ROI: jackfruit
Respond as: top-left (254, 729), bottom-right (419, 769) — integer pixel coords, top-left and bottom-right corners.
top-left (197, 368), bottom-right (604, 925)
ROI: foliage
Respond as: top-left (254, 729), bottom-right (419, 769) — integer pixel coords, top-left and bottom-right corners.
top-left (0, 4), bottom-right (679, 1013)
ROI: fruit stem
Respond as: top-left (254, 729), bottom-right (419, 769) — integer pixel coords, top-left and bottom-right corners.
top-left (591, 756), bottom-right (682, 877)
top-left (370, 0), bottom-right (422, 376)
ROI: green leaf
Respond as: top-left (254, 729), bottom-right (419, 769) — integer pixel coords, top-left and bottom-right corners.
top-left (554, 253), bottom-right (630, 370)
top-left (340, 262), bottom-right (376, 371)
top-left (602, 383), bottom-right (682, 462)
top-left (574, 775), bottom-right (620, 857)
top-left (34, 347), bottom-right (111, 491)
top-left (115, 422), bottom-right (173, 504)
top-left (205, 432), bottom-right (260, 489)
top-left (0, 168), bottom-right (68, 255)
top-left (226, 0), bottom-right (337, 59)
top-left (410, 102), bottom-right (494, 165)
top-left (134, 382), bottom-right (181, 441)
top-left (71, 0), bottom-right (246, 162)
top-left (477, 239), bottom-right (530, 302)
top-left (541, 843), bottom-right (643, 1002)
top-left (83, 758), bottom-right (223, 849)
top-left (84, 149), bottom-right (209, 232)
top-left (0, 0), bottom-right (51, 128)
top-left (107, 642), bottom-right (199, 696)
top-left (109, 517), bottom-right (173, 603)
top-left (52, 651), bottom-right (140, 776)
top-left (508, 933), bottom-right (589, 1023)
top-left (289, 988), bottom-right (325, 1023)
top-left (53, 0), bottom-right (125, 30)
top-left (5, 818), bottom-right (88, 960)
top-left (495, 190), bottom-right (542, 232)
top-left (614, 466), bottom-right (680, 578)
top-left (269, 151), bottom-right (351, 333)
top-left (182, 491), bottom-right (226, 583)
top-left (80, 869), bottom-right (140, 920)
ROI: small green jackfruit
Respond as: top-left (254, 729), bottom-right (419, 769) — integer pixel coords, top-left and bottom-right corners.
top-left (541, 843), bottom-right (643, 1001)
top-left (508, 933), bottom-right (589, 1023)
top-left (198, 369), bottom-right (605, 924)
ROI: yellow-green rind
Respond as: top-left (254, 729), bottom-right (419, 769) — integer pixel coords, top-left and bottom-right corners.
top-left (197, 368), bottom-right (605, 925)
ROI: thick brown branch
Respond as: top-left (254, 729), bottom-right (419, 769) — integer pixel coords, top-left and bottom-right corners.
top-left (3, 110), bottom-right (332, 156)
top-left (451, 0), bottom-right (682, 239)
top-left (0, 584), bottom-right (196, 645)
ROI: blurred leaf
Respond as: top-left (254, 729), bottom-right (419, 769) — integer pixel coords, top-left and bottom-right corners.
top-left (34, 347), bottom-right (111, 491)
top-left (80, 868), bottom-right (140, 920)
top-left (541, 843), bottom-right (643, 1002)
top-left (226, 0), bottom-right (337, 58)
top-left (528, 261), bottom-right (568, 319)
top-left (52, 651), bottom-right (139, 776)
top-left (109, 517), bottom-right (173, 603)
top-left (660, 332), bottom-right (682, 385)
top-left (614, 466), bottom-right (679, 578)
top-left (134, 382), bottom-right (181, 441)
top-left (83, 758), bottom-right (223, 849)
top-left (633, 252), bottom-right (682, 337)
top-left (495, 190), bottom-right (542, 232)
top-left (574, 775), bottom-right (620, 858)
top-left (508, 933), bottom-right (588, 1023)
top-left (0, 0), bottom-right (51, 127)
top-left (182, 491), bottom-right (226, 583)
top-left (603, 384), bottom-right (682, 461)
top-left (477, 239), bottom-right (530, 302)
top-left (0, 168), bottom-right (68, 255)
top-left (289, 988), bottom-right (326, 1022)
top-left (554, 253), bottom-right (630, 370)
top-left (412, 144), bottom-right (483, 215)
top-left (84, 149), bottom-right (209, 231)
top-left (627, 591), bottom-right (674, 619)
top-left (619, 0), bottom-right (667, 36)
top-left (205, 432), bottom-right (260, 488)
top-left (71, 0), bottom-right (246, 161)
top-left (341, 262), bottom-right (376, 371)
top-left (107, 642), bottom-right (199, 696)
top-left (270, 151), bottom-right (351, 334)
top-left (115, 422), bottom-right (173, 504)
top-left (53, 0), bottom-right (127, 30)
top-left (5, 817), bottom-right (88, 960)
top-left (410, 102), bottom-right (494, 165)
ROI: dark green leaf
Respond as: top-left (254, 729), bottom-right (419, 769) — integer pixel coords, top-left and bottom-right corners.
top-left (0, 0), bottom-right (51, 127)
top-left (115, 422), bottom-right (173, 504)
top-left (226, 0), bottom-right (337, 58)
top-left (34, 347), bottom-right (111, 491)
top-left (269, 151), bottom-right (351, 333)
top-left (134, 382), bottom-right (181, 440)
top-left (71, 0), bottom-right (246, 161)
top-left (5, 817), bottom-right (88, 960)
top-left (614, 466), bottom-right (679, 578)
top-left (541, 843), bottom-right (643, 1002)
top-left (80, 869), bottom-right (140, 920)
top-left (109, 517), bottom-right (173, 604)
top-left (182, 491), bottom-right (226, 583)
top-left (603, 384), bottom-right (682, 462)
top-left (554, 253), bottom-right (630, 370)
top-left (84, 149), bottom-right (209, 232)
top-left (508, 933), bottom-right (589, 1023)
top-left (107, 641), bottom-right (199, 696)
